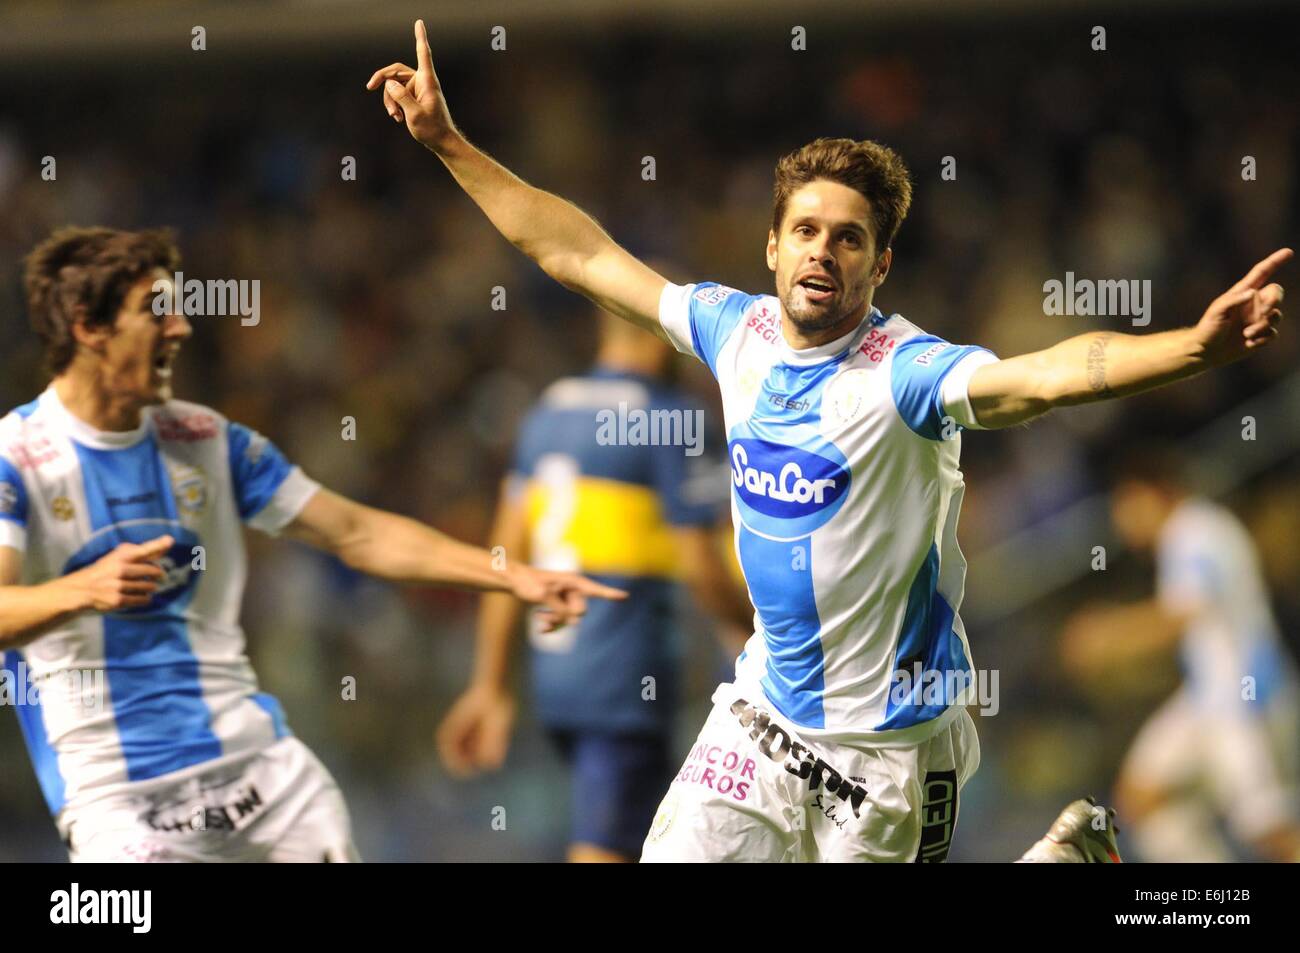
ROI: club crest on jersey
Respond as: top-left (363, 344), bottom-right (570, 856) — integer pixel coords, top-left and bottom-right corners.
top-left (729, 437), bottom-right (850, 539)
top-left (170, 464), bottom-right (208, 516)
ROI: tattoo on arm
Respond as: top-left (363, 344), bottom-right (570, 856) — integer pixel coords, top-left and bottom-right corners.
top-left (1086, 333), bottom-right (1115, 398)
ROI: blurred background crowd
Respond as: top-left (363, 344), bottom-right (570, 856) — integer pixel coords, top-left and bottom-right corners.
top-left (1, 0), bottom-right (1297, 860)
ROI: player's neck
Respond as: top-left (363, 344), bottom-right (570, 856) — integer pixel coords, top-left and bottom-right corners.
top-left (52, 375), bottom-right (147, 433)
top-left (780, 308), bottom-right (869, 351)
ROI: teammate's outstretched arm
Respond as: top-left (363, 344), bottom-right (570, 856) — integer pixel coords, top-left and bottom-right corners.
top-left (965, 249), bottom-right (1290, 428)
top-left (365, 20), bottom-right (669, 337)
top-left (0, 537), bottom-right (171, 650)
top-left (281, 488), bottom-right (624, 630)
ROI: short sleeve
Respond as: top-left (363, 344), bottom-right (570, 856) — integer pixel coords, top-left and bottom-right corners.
top-left (227, 422), bottom-right (320, 534)
top-left (0, 455), bottom-right (28, 551)
top-left (891, 335), bottom-right (999, 439)
top-left (658, 282), bottom-right (753, 378)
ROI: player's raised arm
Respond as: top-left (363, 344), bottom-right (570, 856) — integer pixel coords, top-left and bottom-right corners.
top-left (963, 248), bottom-right (1290, 429)
top-left (365, 20), bottom-right (669, 337)
top-left (280, 487), bottom-right (625, 630)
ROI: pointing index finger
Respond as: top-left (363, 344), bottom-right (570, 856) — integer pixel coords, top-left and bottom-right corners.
top-left (415, 19), bottom-right (435, 75)
top-left (1231, 248), bottom-right (1294, 293)
top-left (575, 578), bottom-right (629, 600)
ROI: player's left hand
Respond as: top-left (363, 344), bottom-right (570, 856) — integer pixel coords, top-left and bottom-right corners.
top-left (507, 566), bottom-right (627, 631)
top-left (1194, 247), bottom-right (1290, 364)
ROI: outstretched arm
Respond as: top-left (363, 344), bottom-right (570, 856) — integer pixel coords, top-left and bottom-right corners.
top-left (366, 20), bottom-right (669, 336)
top-left (1060, 598), bottom-right (1188, 680)
top-left (282, 488), bottom-right (624, 629)
top-left (965, 249), bottom-right (1290, 428)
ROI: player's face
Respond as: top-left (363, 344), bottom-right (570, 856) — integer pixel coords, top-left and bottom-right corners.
top-left (767, 180), bottom-right (891, 340)
top-left (1110, 480), bottom-right (1166, 552)
top-left (97, 270), bottom-right (192, 407)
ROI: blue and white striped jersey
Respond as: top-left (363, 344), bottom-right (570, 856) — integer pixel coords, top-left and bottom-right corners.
top-left (0, 386), bottom-right (319, 815)
top-left (1157, 497), bottom-right (1298, 713)
top-left (659, 282), bottom-right (998, 745)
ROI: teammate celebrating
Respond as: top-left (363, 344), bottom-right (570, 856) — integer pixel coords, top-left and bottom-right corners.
top-left (1062, 448), bottom-right (1300, 862)
top-left (369, 21), bottom-right (1288, 861)
top-left (0, 226), bottom-right (623, 862)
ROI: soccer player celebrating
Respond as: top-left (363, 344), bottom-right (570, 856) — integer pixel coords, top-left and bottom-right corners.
top-left (0, 226), bottom-right (624, 862)
top-left (369, 21), bottom-right (1288, 861)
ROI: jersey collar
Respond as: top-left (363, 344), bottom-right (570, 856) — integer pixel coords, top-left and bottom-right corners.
top-left (41, 386), bottom-right (153, 450)
top-left (777, 306), bottom-right (885, 367)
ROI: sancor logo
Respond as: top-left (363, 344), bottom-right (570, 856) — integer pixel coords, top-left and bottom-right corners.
top-left (730, 439), bottom-right (847, 519)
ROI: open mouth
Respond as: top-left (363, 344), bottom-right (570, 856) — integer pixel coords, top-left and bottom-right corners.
top-left (796, 275), bottom-right (837, 303)
top-left (153, 353), bottom-right (175, 380)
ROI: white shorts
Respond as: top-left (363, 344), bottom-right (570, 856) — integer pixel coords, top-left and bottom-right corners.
top-left (1121, 687), bottom-right (1300, 843)
top-left (642, 683), bottom-right (980, 862)
top-left (58, 738), bottom-right (359, 863)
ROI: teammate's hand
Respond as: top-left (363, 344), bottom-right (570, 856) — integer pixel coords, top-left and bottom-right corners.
top-left (1194, 247), bottom-right (1290, 364)
top-left (64, 535), bottom-right (173, 612)
top-left (365, 19), bottom-right (459, 152)
top-left (1059, 604), bottom-right (1120, 679)
top-left (506, 566), bottom-right (628, 632)
top-left (436, 684), bottom-right (517, 778)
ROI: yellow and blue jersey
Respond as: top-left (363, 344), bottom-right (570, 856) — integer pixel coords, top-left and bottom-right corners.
top-left (510, 366), bottom-right (726, 735)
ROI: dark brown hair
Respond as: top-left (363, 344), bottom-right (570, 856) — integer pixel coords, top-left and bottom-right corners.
top-left (772, 137), bottom-right (913, 254)
top-left (23, 226), bottom-right (181, 374)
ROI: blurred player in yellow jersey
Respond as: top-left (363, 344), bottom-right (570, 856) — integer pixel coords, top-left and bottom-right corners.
top-left (437, 309), bottom-right (752, 862)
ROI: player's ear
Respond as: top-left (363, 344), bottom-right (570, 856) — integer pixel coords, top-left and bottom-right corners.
top-left (70, 307), bottom-right (112, 354)
top-left (872, 247), bottom-right (892, 287)
top-left (765, 229), bottom-right (778, 273)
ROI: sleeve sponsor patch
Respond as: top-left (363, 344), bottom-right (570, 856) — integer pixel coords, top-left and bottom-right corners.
top-left (694, 285), bottom-right (738, 307)
top-left (913, 342), bottom-right (949, 366)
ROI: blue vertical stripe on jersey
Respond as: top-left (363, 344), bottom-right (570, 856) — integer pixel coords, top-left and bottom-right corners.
top-left (878, 543), bottom-right (972, 730)
top-left (732, 356), bottom-right (849, 728)
top-left (3, 651), bottom-right (67, 814)
top-left (72, 437), bottom-right (223, 780)
top-left (739, 526), bottom-right (826, 727)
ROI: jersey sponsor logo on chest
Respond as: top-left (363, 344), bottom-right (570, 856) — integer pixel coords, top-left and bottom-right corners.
top-left (858, 326), bottom-right (896, 363)
top-left (732, 441), bottom-right (838, 507)
top-left (745, 302), bottom-right (781, 344)
top-left (728, 437), bottom-right (850, 537)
